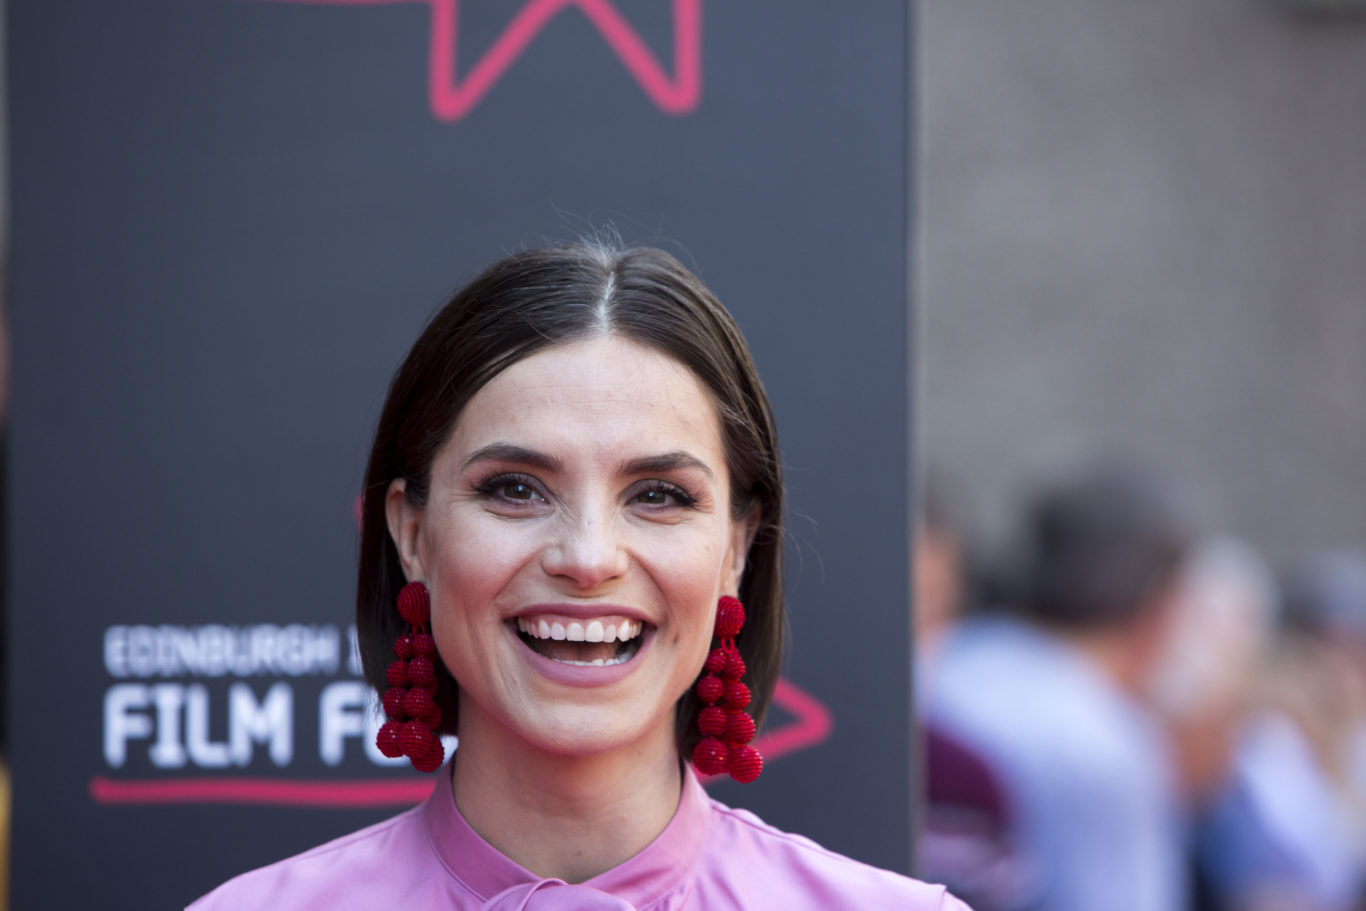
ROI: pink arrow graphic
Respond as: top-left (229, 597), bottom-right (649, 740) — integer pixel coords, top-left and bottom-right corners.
top-left (248, 0), bottom-right (702, 121)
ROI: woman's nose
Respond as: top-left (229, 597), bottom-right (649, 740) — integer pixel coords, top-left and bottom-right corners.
top-left (541, 510), bottom-right (629, 590)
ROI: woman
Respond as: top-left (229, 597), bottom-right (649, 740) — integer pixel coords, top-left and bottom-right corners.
top-left (192, 242), bottom-right (968, 909)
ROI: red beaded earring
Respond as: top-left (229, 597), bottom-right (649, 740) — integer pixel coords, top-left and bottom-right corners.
top-left (691, 595), bottom-right (763, 783)
top-left (375, 581), bottom-right (445, 773)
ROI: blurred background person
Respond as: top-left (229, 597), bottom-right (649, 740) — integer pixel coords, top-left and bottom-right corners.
top-left (915, 469), bottom-right (971, 661)
top-left (1148, 537), bottom-right (1276, 808)
top-left (916, 472), bottom-right (1039, 910)
top-left (1193, 549), bottom-right (1366, 911)
top-left (1141, 537), bottom-right (1280, 910)
top-left (922, 453), bottom-right (1202, 911)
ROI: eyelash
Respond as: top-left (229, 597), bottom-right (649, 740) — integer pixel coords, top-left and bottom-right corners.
top-left (474, 473), bottom-right (545, 505)
top-left (472, 474), bottom-right (699, 510)
top-left (631, 480), bottom-right (698, 509)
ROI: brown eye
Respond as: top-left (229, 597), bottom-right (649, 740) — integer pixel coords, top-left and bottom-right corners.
top-left (502, 482), bottom-right (536, 500)
top-left (631, 482), bottom-right (695, 508)
top-left (475, 473), bottom-right (546, 506)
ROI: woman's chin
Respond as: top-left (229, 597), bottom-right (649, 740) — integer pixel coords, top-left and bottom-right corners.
top-left (517, 706), bottom-right (673, 760)
top-left (461, 690), bottom-right (677, 764)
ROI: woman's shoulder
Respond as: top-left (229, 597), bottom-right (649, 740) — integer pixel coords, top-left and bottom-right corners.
top-left (695, 797), bottom-right (972, 910)
top-left (186, 804), bottom-right (457, 910)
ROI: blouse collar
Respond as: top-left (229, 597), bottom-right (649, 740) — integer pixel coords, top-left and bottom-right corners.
top-left (423, 759), bottom-right (710, 908)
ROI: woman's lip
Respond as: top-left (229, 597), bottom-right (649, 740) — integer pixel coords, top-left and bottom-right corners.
top-left (509, 603), bottom-right (651, 624)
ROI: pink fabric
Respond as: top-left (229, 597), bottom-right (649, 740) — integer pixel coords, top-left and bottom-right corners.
top-left (189, 764), bottom-right (971, 910)
top-left (481, 881), bottom-right (637, 910)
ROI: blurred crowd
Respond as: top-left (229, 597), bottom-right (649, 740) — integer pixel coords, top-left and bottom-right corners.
top-left (915, 454), bottom-right (1366, 911)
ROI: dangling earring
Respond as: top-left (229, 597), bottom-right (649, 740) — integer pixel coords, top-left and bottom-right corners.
top-left (376, 581), bottom-right (445, 773)
top-left (692, 595), bottom-right (763, 783)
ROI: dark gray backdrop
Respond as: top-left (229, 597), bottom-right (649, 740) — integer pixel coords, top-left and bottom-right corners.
top-left (6, 2), bottom-right (912, 907)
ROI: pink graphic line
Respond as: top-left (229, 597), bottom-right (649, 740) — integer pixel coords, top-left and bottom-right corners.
top-left (89, 678), bottom-right (832, 806)
top-left (250, 0), bottom-right (701, 121)
top-left (89, 775), bottom-right (435, 807)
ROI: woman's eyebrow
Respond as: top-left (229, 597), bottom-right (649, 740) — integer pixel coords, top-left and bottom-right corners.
top-left (461, 443), bottom-right (562, 473)
top-left (621, 450), bottom-right (715, 479)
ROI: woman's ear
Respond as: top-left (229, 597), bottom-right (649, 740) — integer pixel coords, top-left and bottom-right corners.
top-left (722, 506), bottom-right (761, 595)
top-left (385, 479), bottom-right (426, 582)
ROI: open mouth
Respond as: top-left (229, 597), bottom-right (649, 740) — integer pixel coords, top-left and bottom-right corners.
top-left (514, 616), bottom-right (646, 667)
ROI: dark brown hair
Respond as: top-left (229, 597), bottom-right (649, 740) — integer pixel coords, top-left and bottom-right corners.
top-left (356, 242), bottom-right (785, 755)
top-left (1017, 455), bottom-right (1199, 629)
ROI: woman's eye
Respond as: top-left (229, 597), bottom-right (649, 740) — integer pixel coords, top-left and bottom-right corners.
top-left (476, 474), bottom-right (545, 505)
top-left (632, 483), bottom-right (695, 509)
top-left (501, 482), bottom-right (537, 501)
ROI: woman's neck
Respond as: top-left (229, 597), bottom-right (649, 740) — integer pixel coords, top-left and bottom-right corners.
top-left (449, 706), bottom-right (684, 884)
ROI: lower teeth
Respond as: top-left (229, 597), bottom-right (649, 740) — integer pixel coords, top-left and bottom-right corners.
top-left (554, 654), bottom-right (631, 667)
top-left (522, 631), bottom-right (642, 667)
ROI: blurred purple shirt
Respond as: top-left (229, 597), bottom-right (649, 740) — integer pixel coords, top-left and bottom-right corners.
top-left (924, 615), bottom-right (1185, 911)
top-left (190, 763), bottom-right (970, 910)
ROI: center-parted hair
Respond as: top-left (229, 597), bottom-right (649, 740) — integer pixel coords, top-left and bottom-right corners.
top-left (355, 242), bottom-right (785, 754)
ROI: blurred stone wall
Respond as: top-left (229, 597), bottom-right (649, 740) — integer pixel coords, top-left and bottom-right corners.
top-left (918, 0), bottom-right (1366, 565)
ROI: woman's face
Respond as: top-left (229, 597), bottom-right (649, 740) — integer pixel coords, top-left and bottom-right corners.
top-left (387, 335), bottom-right (754, 759)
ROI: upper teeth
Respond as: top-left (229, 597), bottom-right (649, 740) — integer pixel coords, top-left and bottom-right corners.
top-left (516, 617), bottom-right (643, 643)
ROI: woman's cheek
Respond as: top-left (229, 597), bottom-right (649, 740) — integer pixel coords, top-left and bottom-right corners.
top-left (432, 516), bottom-right (535, 578)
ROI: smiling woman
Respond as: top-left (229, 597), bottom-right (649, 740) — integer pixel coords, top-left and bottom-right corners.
top-left (359, 244), bottom-right (786, 780)
top-left (385, 335), bottom-right (756, 777)
top-left (189, 242), bottom-right (970, 910)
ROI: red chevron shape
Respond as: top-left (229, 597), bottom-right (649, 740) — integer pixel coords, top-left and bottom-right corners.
top-left (248, 0), bottom-right (702, 121)
top-left (755, 676), bottom-right (835, 763)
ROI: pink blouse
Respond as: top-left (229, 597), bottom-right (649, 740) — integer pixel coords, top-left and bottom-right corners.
top-left (190, 764), bottom-right (971, 910)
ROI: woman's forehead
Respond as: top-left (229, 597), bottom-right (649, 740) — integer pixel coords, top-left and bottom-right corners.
top-left (446, 336), bottom-right (725, 468)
